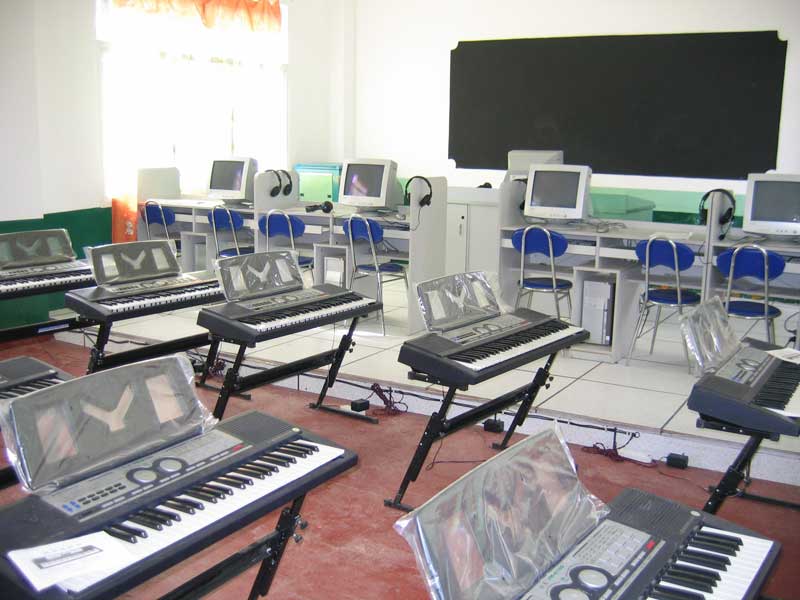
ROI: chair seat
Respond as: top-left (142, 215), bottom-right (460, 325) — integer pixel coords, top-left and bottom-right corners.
top-left (521, 277), bottom-right (572, 290)
top-left (218, 246), bottom-right (255, 258)
top-left (727, 300), bottom-right (781, 319)
top-left (357, 262), bottom-right (404, 273)
top-left (646, 288), bottom-right (701, 305)
top-left (298, 256), bottom-right (313, 267)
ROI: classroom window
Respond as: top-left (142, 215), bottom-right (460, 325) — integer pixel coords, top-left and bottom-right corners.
top-left (96, 0), bottom-right (288, 198)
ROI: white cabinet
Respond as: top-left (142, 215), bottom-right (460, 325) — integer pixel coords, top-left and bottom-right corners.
top-left (467, 204), bottom-right (500, 273)
top-left (446, 203), bottom-right (468, 273)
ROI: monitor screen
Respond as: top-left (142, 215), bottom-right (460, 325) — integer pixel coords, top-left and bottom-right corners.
top-left (210, 160), bottom-right (245, 191)
top-left (343, 164), bottom-right (385, 198)
top-left (751, 180), bottom-right (800, 223)
top-left (530, 171), bottom-right (581, 209)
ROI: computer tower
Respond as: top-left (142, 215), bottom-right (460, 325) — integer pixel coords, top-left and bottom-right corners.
top-left (581, 281), bottom-right (614, 345)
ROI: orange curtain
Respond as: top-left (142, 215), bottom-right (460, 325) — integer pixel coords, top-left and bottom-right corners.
top-left (113, 0), bottom-right (281, 32)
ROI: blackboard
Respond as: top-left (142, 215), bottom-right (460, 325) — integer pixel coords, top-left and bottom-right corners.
top-left (448, 31), bottom-right (786, 179)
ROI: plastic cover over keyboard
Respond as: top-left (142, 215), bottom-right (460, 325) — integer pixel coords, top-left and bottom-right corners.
top-left (680, 296), bottom-right (742, 375)
top-left (0, 229), bottom-right (77, 269)
top-left (0, 356), bottom-right (215, 494)
top-left (394, 426), bottom-right (608, 600)
top-left (87, 240), bottom-right (181, 285)
top-left (215, 251), bottom-right (304, 302)
top-left (417, 272), bottom-right (505, 332)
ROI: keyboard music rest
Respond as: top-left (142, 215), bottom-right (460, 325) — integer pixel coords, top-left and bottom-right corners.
top-left (0, 410), bottom-right (357, 600)
top-left (0, 357), bottom-right (73, 489)
top-left (686, 338), bottom-right (800, 514)
top-left (196, 284), bottom-right (382, 424)
top-left (64, 270), bottom-right (225, 374)
top-left (385, 309), bottom-right (589, 512)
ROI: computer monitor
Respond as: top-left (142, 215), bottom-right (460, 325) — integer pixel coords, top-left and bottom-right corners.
top-left (207, 157), bottom-right (257, 203)
top-left (743, 172), bottom-right (800, 236)
top-left (523, 164), bottom-right (592, 221)
top-left (338, 159), bottom-right (400, 210)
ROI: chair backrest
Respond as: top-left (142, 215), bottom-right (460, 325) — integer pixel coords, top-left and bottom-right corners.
top-left (142, 200), bottom-right (175, 240)
top-left (511, 227), bottom-right (568, 257)
top-left (635, 237), bottom-right (696, 305)
top-left (208, 206), bottom-right (244, 256)
top-left (258, 211), bottom-right (305, 251)
top-left (717, 245), bottom-right (785, 316)
top-left (344, 216), bottom-right (383, 270)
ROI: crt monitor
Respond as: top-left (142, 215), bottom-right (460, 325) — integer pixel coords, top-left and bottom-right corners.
top-left (338, 159), bottom-right (400, 210)
top-left (524, 164), bottom-right (592, 220)
top-left (208, 157), bottom-right (257, 203)
top-left (743, 172), bottom-right (800, 236)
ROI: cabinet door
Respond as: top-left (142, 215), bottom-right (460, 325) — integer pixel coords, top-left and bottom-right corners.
top-left (446, 204), bottom-right (469, 274)
top-left (466, 204), bottom-right (499, 273)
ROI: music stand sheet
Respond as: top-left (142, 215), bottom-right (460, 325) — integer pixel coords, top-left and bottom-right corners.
top-left (394, 427), bottom-right (608, 600)
top-left (0, 229), bottom-right (76, 269)
top-left (88, 240), bottom-right (181, 286)
top-left (680, 296), bottom-right (741, 375)
top-left (216, 251), bottom-right (304, 302)
top-left (0, 356), bottom-right (214, 494)
top-left (417, 272), bottom-right (501, 332)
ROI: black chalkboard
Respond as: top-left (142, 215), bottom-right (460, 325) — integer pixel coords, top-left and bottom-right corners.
top-left (449, 32), bottom-right (786, 179)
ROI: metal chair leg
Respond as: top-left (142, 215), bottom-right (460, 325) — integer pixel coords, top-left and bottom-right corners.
top-left (626, 303), bottom-right (648, 365)
top-left (566, 292), bottom-right (573, 322)
top-left (553, 289), bottom-right (561, 321)
top-left (768, 317), bottom-right (775, 345)
top-left (649, 305), bottom-right (662, 354)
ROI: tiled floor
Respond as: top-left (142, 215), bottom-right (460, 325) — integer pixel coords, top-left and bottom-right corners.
top-left (59, 277), bottom-right (800, 477)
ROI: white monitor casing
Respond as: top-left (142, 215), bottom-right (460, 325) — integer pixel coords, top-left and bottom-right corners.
top-left (743, 172), bottom-right (800, 236)
top-left (338, 159), bottom-right (400, 210)
top-left (523, 164), bottom-right (592, 221)
top-left (207, 157), bottom-right (257, 203)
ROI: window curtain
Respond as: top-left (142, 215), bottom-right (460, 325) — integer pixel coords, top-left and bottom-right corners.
top-left (112, 0), bottom-right (282, 32)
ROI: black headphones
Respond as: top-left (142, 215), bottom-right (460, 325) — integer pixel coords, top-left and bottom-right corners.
top-left (264, 169), bottom-right (282, 197)
top-left (404, 175), bottom-right (433, 207)
top-left (305, 201), bottom-right (333, 214)
top-left (278, 170), bottom-right (293, 196)
top-left (698, 188), bottom-right (736, 240)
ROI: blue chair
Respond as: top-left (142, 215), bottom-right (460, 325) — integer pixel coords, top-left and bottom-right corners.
top-left (626, 236), bottom-right (700, 365)
top-left (141, 200), bottom-right (180, 253)
top-left (207, 206), bottom-right (254, 258)
top-left (258, 210), bottom-right (313, 270)
top-left (344, 215), bottom-right (407, 335)
top-left (511, 226), bottom-right (572, 320)
top-left (717, 245), bottom-right (785, 344)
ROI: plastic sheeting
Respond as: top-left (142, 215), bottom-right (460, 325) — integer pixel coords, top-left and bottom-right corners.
top-left (215, 251), bottom-right (304, 302)
top-left (88, 240), bottom-right (181, 286)
top-left (680, 296), bottom-right (741, 375)
top-left (395, 426), bottom-right (608, 600)
top-left (0, 229), bottom-right (76, 269)
top-left (417, 272), bottom-right (502, 332)
top-left (0, 356), bottom-right (215, 494)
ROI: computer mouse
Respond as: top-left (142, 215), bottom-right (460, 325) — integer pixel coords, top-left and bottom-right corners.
top-left (395, 213), bottom-right (406, 221)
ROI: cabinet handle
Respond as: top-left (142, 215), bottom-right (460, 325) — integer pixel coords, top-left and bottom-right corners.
top-left (458, 224), bottom-right (463, 235)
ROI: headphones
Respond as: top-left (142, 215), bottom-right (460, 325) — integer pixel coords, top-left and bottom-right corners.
top-left (404, 175), bottom-right (433, 207)
top-left (278, 170), bottom-right (293, 196)
top-left (698, 188), bottom-right (736, 240)
top-left (305, 201), bottom-right (334, 214)
top-left (264, 169), bottom-right (282, 197)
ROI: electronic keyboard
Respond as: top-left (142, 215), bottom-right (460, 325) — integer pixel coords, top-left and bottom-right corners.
top-left (519, 488), bottom-right (778, 600)
top-left (0, 410), bottom-right (357, 599)
top-left (197, 284), bottom-right (380, 345)
top-left (398, 309), bottom-right (589, 385)
top-left (687, 340), bottom-right (800, 437)
top-left (0, 261), bottom-right (94, 300)
top-left (65, 271), bottom-right (223, 323)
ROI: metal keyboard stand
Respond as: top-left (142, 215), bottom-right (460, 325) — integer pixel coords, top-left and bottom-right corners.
top-left (210, 317), bottom-right (378, 424)
top-left (160, 495), bottom-right (307, 600)
top-left (699, 416), bottom-right (800, 514)
top-left (383, 352), bottom-right (558, 513)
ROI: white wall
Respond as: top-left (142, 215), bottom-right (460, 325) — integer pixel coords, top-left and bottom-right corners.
top-left (0, 0), bottom-right (104, 221)
top-left (343, 0), bottom-right (800, 193)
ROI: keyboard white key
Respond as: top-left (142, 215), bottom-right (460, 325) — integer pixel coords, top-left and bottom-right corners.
top-left (252, 298), bottom-right (373, 333)
top-left (455, 325), bottom-right (584, 371)
top-left (57, 441), bottom-right (344, 593)
top-left (0, 272), bottom-right (93, 294)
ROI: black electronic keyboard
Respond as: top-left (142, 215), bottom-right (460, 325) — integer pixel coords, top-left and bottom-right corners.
top-left (687, 339), bottom-right (800, 437)
top-left (0, 410), bottom-right (357, 599)
top-left (398, 308), bottom-right (588, 386)
top-left (519, 488), bottom-right (778, 600)
top-left (197, 284), bottom-right (379, 345)
top-left (0, 356), bottom-right (72, 399)
top-left (0, 261), bottom-right (94, 300)
top-left (65, 271), bottom-right (223, 323)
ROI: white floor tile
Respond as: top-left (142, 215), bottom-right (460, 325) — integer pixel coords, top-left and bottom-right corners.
top-left (516, 353), bottom-right (600, 379)
top-left (337, 348), bottom-right (432, 388)
top-left (113, 315), bottom-right (208, 341)
top-left (248, 334), bottom-right (383, 366)
top-left (583, 360), bottom-right (697, 396)
top-left (539, 380), bottom-right (686, 429)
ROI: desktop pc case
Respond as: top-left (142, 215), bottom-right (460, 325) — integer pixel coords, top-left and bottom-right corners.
top-left (580, 280), bottom-right (614, 346)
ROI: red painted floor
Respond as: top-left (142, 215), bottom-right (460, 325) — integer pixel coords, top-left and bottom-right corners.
top-left (0, 337), bottom-right (798, 599)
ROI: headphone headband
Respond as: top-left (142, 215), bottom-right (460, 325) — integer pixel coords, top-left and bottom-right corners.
top-left (404, 175), bottom-right (433, 207)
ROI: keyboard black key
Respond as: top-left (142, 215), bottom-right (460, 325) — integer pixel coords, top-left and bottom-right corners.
top-left (104, 526), bottom-right (137, 544)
